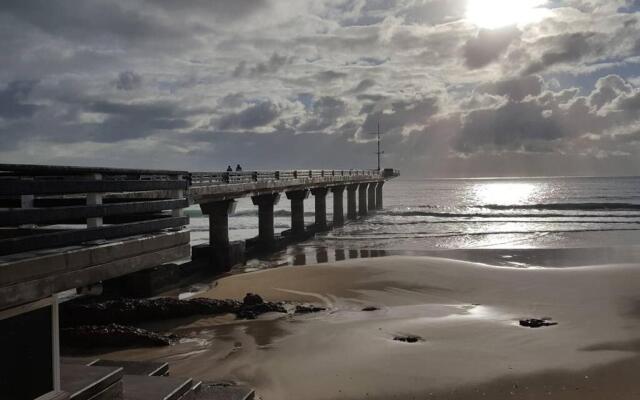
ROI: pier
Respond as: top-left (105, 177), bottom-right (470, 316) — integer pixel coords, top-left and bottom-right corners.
top-left (0, 163), bottom-right (399, 400)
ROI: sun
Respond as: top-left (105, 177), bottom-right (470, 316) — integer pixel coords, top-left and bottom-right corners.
top-left (466, 0), bottom-right (549, 29)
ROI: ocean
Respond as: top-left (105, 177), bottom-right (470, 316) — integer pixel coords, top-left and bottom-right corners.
top-left (186, 176), bottom-right (640, 268)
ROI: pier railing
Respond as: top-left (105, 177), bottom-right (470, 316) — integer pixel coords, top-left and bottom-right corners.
top-left (190, 169), bottom-right (381, 186)
top-left (0, 164), bottom-right (189, 256)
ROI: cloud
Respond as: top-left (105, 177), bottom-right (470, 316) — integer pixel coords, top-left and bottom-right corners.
top-left (477, 75), bottom-right (544, 102)
top-left (216, 101), bottom-right (281, 130)
top-left (523, 32), bottom-right (603, 75)
top-left (0, 80), bottom-right (40, 119)
top-left (2, 0), bottom-right (640, 176)
top-left (115, 71), bottom-right (143, 91)
top-left (233, 53), bottom-right (293, 78)
top-left (463, 27), bottom-right (521, 69)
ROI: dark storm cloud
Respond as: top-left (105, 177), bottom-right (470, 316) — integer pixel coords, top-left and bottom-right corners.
top-left (315, 70), bottom-right (348, 82)
top-left (477, 75), bottom-right (544, 102)
top-left (463, 27), bottom-right (521, 69)
top-left (523, 32), bottom-right (603, 75)
top-left (82, 100), bottom-right (196, 142)
top-left (298, 96), bottom-right (347, 132)
top-left (0, 0), bottom-right (195, 50)
top-left (216, 101), bottom-right (281, 130)
top-left (349, 79), bottom-right (377, 94)
top-left (115, 71), bottom-right (143, 91)
top-left (0, 80), bottom-right (40, 119)
top-left (455, 101), bottom-right (563, 153)
top-left (149, 0), bottom-right (268, 20)
top-left (233, 53), bottom-right (293, 78)
top-left (361, 98), bottom-right (439, 134)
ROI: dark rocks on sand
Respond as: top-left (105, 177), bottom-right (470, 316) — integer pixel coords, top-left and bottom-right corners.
top-left (362, 306), bottom-right (380, 312)
top-left (519, 318), bottom-right (558, 328)
top-left (294, 304), bottom-right (327, 314)
top-left (61, 297), bottom-right (241, 326)
top-left (393, 334), bottom-right (424, 343)
top-left (61, 295), bottom-right (293, 325)
top-left (243, 293), bottom-right (264, 306)
top-left (234, 292), bottom-right (288, 319)
top-left (61, 323), bottom-right (178, 348)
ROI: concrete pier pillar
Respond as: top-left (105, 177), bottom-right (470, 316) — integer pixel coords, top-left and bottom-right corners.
top-left (200, 200), bottom-right (236, 248)
top-left (368, 183), bottom-right (376, 211)
top-left (358, 183), bottom-right (368, 216)
top-left (346, 184), bottom-right (358, 220)
top-left (331, 185), bottom-right (345, 226)
top-left (252, 193), bottom-right (281, 247)
top-left (286, 190), bottom-right (309, 236)
top-left (375, 182), bottom-right (384, 209)
top-left (311, 187), bottom-right (328, 230)
top-left (200, 200), bottom-right (242, 270)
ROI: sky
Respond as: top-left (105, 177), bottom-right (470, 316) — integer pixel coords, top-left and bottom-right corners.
top-left (2, 0), bottom-right (640, 177)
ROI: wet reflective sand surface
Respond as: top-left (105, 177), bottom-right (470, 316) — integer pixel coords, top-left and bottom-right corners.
top-left (97, 254), bottom-right (640, 399)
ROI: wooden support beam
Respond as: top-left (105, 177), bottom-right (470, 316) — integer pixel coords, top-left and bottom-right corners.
top-left (0, 217), bottom-right (188, 256)
top-left (0, 199), bottom-right (188, 226)
top-left (0, 180), bottom-right (187, 196)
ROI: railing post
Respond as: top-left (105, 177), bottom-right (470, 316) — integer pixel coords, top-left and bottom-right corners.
top-left (172, 174), bottom-right (186, 218)
top-left (252, 171), bottom-right (258, 182)
top-left (275, 171), bottom-right (280, 180)
top-left (86, 173), bottom-right (103, 228)
top-left (19, 176), bottom-right (35, 229)
top-left (293, 170), bottom-right (298, 179)
top-left (224, 172), bottom-right (230, 183)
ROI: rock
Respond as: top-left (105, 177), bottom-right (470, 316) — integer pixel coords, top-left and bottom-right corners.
top-left (236, 301), bottom-right (287, 320)
top-left (393, 335), bottom-right (424, 343)
top-left (243, 293), bottom-right (264, 306)
top-left (61, 297), bottom-right (241, 326)
top-left (294, 304), bottom-right (326, 314)
top-left (362, 306), bottom-right (379, 312)
top-left (519, 318), bottom-right (558, 328)
top-left (61, 324), bottom-right (177, 348)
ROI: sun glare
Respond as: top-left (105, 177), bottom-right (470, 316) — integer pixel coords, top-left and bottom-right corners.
top-left (474, 182), bottom-right (538, 206)
top-left (466, 0), bottom-right (549, 29)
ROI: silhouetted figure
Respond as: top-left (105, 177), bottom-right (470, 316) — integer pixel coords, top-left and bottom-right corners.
top-left (236, 164), bottom-right (243, 171)
top-left (226, 165), bottom-right (232, 172)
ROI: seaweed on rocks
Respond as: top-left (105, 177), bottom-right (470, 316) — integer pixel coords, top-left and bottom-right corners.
top-left (61, 323), bottom-right (178, 348)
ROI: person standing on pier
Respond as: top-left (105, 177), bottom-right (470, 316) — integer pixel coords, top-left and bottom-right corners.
top-left (226, 165), bottom-right (232, 172)
top-left (236, 164), bottom-right (243, 171)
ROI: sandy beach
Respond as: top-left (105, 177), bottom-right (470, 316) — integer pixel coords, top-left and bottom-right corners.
top-left (94, 252), bottom-right (640, 399)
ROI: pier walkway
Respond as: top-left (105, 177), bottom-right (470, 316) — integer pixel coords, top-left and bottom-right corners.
top-left (0, 163), bottom-right (399, 400)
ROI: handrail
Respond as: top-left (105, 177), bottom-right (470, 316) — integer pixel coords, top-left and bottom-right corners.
top-left (0, 165), bottom-right (189, 256)
top-left (189, 169), bottom-right (383, 186)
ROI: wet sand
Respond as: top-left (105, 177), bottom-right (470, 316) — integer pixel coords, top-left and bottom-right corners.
top-left (99, 254), bottom-right (640, 399)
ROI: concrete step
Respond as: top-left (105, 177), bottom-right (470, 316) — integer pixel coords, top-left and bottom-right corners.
top-left (122, 375), bottom-right (193, 400)
top-left (92, 359), bottom-right (169, 376)
top-left (194, 382), bottom-right (255, 400)
top-left (61, 357), bottom-right (100, 366)
top-left (60, 364), bottom-right (124, 400)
